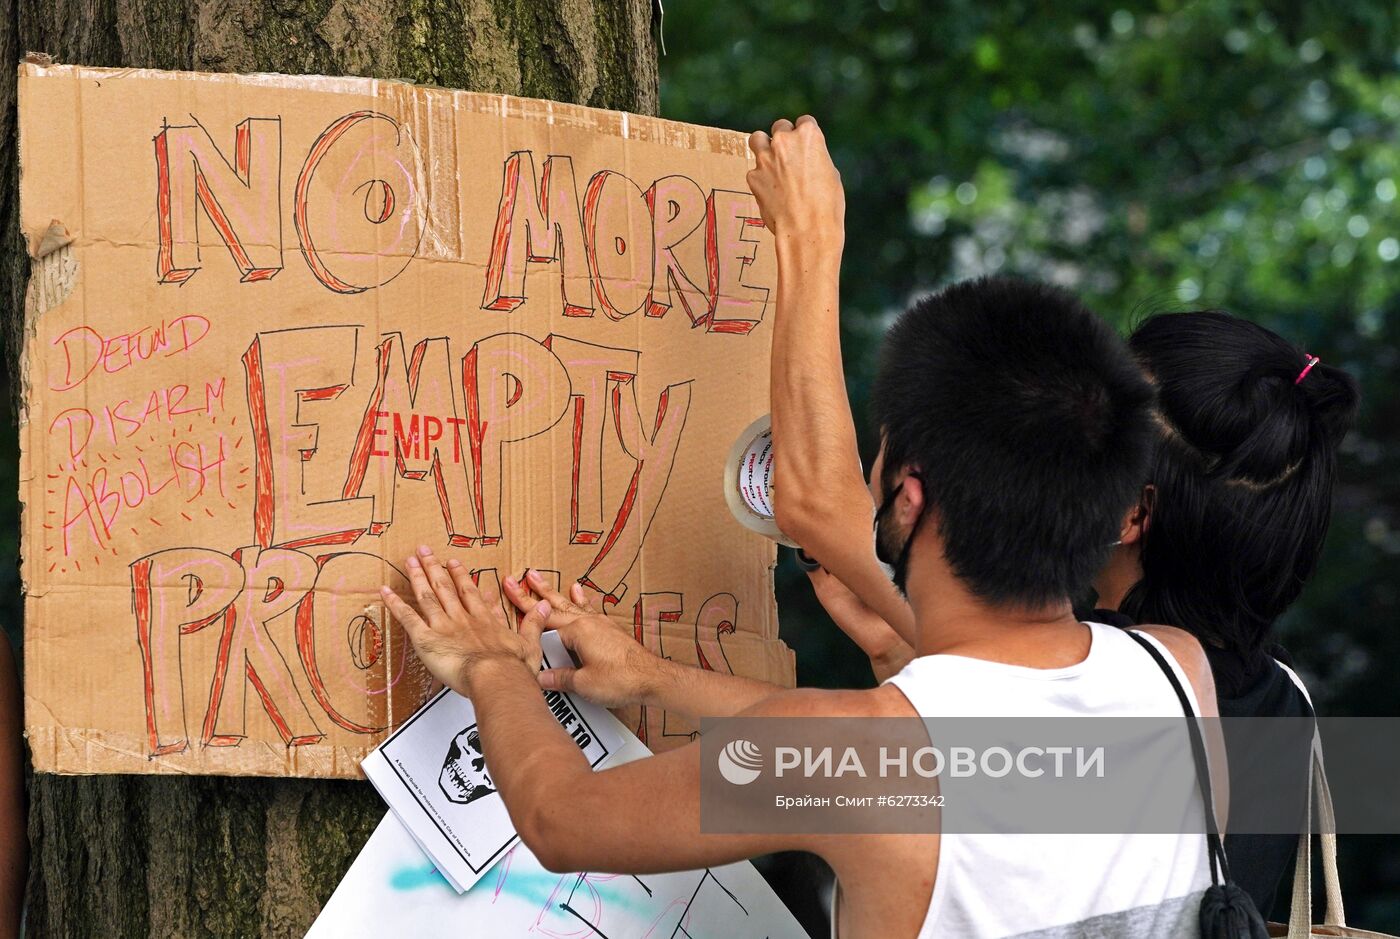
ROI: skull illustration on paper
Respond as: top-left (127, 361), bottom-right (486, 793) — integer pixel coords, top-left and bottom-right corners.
top-left (439, 725), bottom-right (496, 805)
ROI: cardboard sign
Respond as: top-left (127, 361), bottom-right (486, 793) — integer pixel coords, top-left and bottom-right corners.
top-left (18, 62), bottom-right (794, 778)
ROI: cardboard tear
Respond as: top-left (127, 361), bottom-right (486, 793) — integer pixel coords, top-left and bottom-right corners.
top-left (24, 221), bottom-right (78, 319)
top-left (29, 219), bottom-right (74, 259)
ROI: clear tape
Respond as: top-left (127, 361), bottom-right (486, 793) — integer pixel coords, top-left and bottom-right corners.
top-left (723, 415), bottom-right (796, 547)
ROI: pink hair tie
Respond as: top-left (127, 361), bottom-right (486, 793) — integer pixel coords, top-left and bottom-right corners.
top-left (1295, 354), bottom-right (1320, 385)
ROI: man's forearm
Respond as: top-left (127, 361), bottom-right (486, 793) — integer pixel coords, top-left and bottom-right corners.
top-left (463, 652), bottom-right (779, 867)
top-left (823, 552), bottom-right (915, 644)
top-left (467, 657), bottom-right (592, 828)
top-left (644, 660), bottom-right (782, 721)
top-left (770, 236), bottom-right (866, 522)
top-left (769, 235), bottom-right (916, 642)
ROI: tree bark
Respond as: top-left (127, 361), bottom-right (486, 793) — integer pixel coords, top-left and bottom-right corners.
top-left (0, 2), bottom-right (657, 935)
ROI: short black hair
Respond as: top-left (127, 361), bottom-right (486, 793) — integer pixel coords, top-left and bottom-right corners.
top-left (870, 275), bottom-right (1155, 606)
top-left (1121, 311), bottom-right (1360, 659)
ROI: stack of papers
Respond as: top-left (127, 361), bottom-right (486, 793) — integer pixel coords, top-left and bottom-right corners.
top-left (309, 693), bottom-right (807, 939)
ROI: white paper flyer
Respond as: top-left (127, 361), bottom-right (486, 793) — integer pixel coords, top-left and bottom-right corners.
top-left (361, 631), bottom-right (619, 891)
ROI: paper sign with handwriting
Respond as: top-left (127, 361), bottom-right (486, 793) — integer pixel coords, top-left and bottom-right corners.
top-left (18, 62), bottom-right (794, 777)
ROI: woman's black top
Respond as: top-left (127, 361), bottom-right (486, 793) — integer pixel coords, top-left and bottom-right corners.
top-left (1086, 608), bottom-right (1314, 919)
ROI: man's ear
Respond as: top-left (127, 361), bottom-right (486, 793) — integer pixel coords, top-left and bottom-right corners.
top-left (897, 469), bottom-right (926, 527)
top-left (1117, 485), bottom-right (1155, 546)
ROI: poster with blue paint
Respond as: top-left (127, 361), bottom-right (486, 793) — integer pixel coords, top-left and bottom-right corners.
top-left (310, 716), bottom-right (806, 938)
top-left (307, 811), bottom-right (806, 938)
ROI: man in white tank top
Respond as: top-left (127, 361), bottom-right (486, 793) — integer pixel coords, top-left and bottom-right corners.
top-left (382, 117), bottom-right (1220, 939)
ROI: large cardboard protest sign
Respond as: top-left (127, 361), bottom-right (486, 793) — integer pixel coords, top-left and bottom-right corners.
top-left (18, 62), bottom-right (793, 778)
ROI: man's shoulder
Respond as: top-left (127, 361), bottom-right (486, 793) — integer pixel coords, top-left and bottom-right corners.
top-left (740, 683), bottom-right (915, 719)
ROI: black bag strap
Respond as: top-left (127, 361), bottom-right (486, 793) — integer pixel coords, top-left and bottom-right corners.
top-left (1123, 629), bottom-right (1230, 886)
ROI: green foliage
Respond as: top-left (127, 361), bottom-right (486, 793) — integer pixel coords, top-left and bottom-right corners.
top-left (661, 0), bottom-right (1400, 924)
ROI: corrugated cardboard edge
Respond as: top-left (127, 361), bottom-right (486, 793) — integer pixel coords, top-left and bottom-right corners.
top-left (17, 61), bottom-right (755, 158)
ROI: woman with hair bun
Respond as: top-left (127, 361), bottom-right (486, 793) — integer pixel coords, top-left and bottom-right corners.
top-left (1091, 310), bottom-right (1361, 916)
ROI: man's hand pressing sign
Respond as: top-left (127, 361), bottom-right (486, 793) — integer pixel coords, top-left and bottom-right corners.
top-left (500, 569), bottom-right (788, 719)
top-left (379, 545), bottom-right (548, 698)
top-left (499, 570), bottom-right (662, 708)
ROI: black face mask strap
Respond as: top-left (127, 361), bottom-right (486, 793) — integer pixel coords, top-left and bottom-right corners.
top-left (894, 508), bottom-right (925, 577)
top-left (872, 481), bottom-right (903, 547)
top-left (874, 471), bottom-right (925, 583)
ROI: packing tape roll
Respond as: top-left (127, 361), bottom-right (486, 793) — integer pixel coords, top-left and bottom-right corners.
top-left (723, 414), bottom-right (798, 547)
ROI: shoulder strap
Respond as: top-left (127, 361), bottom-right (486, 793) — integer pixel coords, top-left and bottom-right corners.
top-left (1288, 732), bottom-right (1348, 938)
top-left (1123, 629), bottom-right (1229, 885)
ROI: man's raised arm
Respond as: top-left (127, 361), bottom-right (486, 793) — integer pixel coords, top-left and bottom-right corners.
top-left (747, 116), bottom-right (916, 653)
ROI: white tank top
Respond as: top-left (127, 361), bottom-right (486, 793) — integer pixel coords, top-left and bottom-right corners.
top-left (863, 622), bottom-right (1214, 939)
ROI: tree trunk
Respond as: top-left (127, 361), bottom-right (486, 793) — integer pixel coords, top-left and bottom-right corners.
top-left (0, 2), bottom-right (657, 935)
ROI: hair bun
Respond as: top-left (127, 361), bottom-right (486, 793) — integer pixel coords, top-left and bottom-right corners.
top-left (1295, 359), bottom-right (1360, 447)
top-left (1215, 353), bottom-right (1358, 486)
top-left (1131, 313), bottom-right (1359, 489)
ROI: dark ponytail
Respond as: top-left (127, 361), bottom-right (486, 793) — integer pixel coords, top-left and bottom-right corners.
top-left (1120, 311), bottom-right (1360, 661)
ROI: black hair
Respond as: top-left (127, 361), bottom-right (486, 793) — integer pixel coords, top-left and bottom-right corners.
top-left (1120, 311), bottom-right (1360, 660)
top-left (870, 275), bottom-right (1156, 607)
